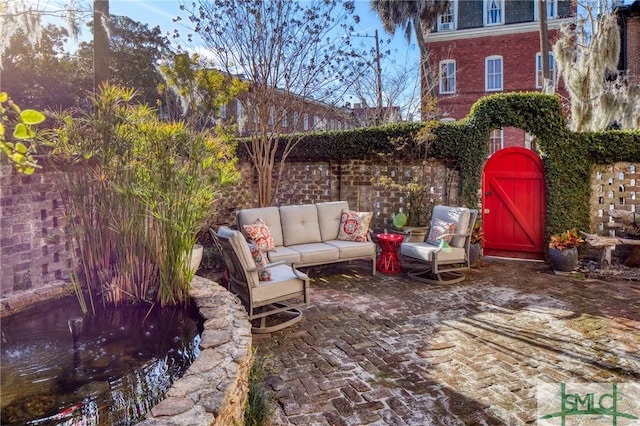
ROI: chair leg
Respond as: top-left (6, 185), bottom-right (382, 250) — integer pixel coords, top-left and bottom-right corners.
top-left (251, 303), bottom-right (304, 334)
top-left (406, 266), bottom-right (466, 285)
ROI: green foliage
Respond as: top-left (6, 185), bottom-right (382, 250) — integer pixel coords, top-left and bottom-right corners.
top-left (49, 85), bottom-right (239, 309)
top-left (158, 53), bottom-right (248, 129)
top-left (0, 92), bottom-right (47, 174)
top-left (253, 92), bottom-right (640, 243)
top-left (244, 350), bottom-right (275, 426)
top-left (549, 229), bottom-right (584, 250)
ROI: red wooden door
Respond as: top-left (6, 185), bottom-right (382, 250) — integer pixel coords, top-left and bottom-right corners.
top-left (482, 147), bottom-right (545, 259)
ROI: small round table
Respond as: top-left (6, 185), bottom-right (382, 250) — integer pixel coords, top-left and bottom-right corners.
top-left (376, 233), bottom-right (404, 274)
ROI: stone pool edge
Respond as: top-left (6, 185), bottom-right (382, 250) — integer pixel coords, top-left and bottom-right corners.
top-left (140, 275), bottom-right (253, 426)
top-left (1, 276), bottom-right (254, 426)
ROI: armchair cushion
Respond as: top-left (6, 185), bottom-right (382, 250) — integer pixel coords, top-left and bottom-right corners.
top-left (337, 209), bottom-right (372, 242)
top-left (243, 218), bottom-right (276, 252)
top-left (400, 243), bottom-right (466, 263)
top-left (426, 218), bottom-right (456, 246)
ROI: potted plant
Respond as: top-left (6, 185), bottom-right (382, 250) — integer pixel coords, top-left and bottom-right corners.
top-left (469, 222), bottom-right (483, 266)
top-left (548, 229), bottom-right (584, 272)
top-left (391, 180), bottom-right (435, 242)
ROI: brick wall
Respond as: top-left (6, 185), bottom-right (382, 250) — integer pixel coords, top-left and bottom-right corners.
top-left (1, 158), bottom-right (458, 300)
top-left (590, 162), bottom-right (640, 235)
top-left (626, 14), bottom-right (640, 85)
top-left (8, 156), bottom-right (639, 301)
top-left (1, 164), bottom-right (71, 299)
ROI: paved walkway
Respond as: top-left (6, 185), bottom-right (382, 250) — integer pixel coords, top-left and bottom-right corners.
top-left (252, 258), bottom-right (640, 425)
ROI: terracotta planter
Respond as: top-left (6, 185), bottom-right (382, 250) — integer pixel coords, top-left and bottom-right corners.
top-left (391, 226), bottom-right (428, 242)
top-left (548, 247), bottom-right (578, 272)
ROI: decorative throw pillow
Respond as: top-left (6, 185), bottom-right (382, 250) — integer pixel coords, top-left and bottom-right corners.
top-left (242, 218), bottom-right (275, 252)
top-left (249, 243), bottom-right (271, 281)
top-left (426, 219), bottom-right (456, 246)
top-left (337, 210), bottom-right (372, 242)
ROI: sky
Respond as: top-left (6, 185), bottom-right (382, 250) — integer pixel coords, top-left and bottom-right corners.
top-left (107, 0), bottom-right (419, 63)
top-left (107, 0), bottom-right (422, 116)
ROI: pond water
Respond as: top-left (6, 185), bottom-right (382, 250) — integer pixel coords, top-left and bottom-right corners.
top-left (1, 296), bottom-right (203, 425)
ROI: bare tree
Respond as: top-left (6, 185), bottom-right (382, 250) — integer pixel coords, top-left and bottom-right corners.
top-left (554, 0), bottom-right (640, 131)
top-left (181, 0), bottom-right (358, 207)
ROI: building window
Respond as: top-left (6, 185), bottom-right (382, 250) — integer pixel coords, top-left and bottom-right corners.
top-left (236, 100), bottom-right (243, 121)
top-left (219, 103), bottom-right (227, 119)
top-left (282, 112), bottom-right (288, 127)
top-left (534, 0), bottom-right (557, 20)
top-left (484, 0), bottom-right (503, 26)
top-left (293, 112), bottom-right (299, 129)
top-left (439, 60), bottom-right (456, 94)
top-left (536, 52), bottom-right (556, 88)
top-left (486, 56), bottom-right (503, 91)
top-left (437, 1), bottom-right (456, 31)
top-left (313, 116), bottom-right (320, 130)
top-left (303, 114), bottom-right (309, 131)
top-left (489, 128), bottom-right (503, 155)
top-left (268, 110), bottom-right (274, 126)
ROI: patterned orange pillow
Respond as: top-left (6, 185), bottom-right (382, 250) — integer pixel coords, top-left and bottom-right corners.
top-left (337, 210), bottom-right (372, 242)
top-left (426, 219), bottom-right (456, 246)
top-left (242, 218), bottom-right (275, 251)
top-left (249, 244), bottom-right (271, 281)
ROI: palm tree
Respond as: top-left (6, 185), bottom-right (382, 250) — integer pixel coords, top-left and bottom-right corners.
top-left (370, 0), bottom-right (450, 116)
top-left (93, 0), bottom-right (110, 90)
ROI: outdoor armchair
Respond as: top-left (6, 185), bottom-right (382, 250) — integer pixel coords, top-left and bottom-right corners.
top-left (211, 226), bottom-right (310, 333)
top-left (400, 206), bottom-right (478, 284)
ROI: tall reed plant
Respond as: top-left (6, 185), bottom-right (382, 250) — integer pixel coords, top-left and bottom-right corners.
top-left (50, 85), bottom-right (239, 310)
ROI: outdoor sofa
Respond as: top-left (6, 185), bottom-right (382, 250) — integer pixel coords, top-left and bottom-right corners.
top-left (236, 201), bottom-right (376, 274)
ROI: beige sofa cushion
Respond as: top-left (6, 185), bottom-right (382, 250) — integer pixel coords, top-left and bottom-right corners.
top-left (316, 201), bottom-right (349, 241)
top-left (279, 205), bottom-right (322, 246)
top-left (237, 206), bottom-right (284, 247)
top-left (267, 246), bottom-right (301, 264)
top-left (289, 243), bottom-right (339, 264)
top-left (325, 240), bottom-right (376, 259)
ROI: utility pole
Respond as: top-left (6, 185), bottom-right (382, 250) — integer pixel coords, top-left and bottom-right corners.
top-left (374, 29), bottom-right (383, 125)
top-left (351, 31), bottom-right (384, 125)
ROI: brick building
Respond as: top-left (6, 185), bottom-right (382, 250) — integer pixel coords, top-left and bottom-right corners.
top-left (426, 0), bottom-right (574, 153)
top-left (218, 86), bottom-right (358, 138)
top-left (618, 0), bottom-right (640, 86)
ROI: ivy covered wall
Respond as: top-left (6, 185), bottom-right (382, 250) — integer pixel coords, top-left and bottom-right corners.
top-left (243, 92), bottom-right (640, 239)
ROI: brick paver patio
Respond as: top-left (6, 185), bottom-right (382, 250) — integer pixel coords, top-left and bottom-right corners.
top-left (252, 258), bottom-right (640, 425)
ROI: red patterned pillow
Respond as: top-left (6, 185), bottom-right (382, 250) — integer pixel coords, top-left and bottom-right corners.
top-left (249, 244), bottom-right (271, 281)
top-left (337, 210), bottom-right (372, 242)
top-left (426, 218), bottom-right (456, 246)
top-left (242, 218), bottom-right (275, 251)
